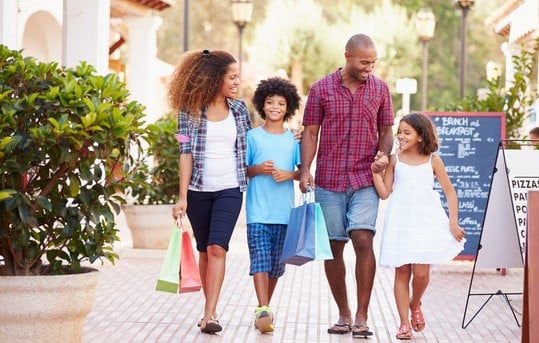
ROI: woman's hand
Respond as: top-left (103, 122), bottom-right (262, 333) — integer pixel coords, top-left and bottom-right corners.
top-left (172, 199), bottom-right (187, 220)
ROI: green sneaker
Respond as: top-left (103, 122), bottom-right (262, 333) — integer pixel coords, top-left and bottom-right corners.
top-left (254, 306), bottom-right (274, 333)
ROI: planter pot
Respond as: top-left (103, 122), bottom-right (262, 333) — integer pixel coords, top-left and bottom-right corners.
top-left (123, 204), bottom-right (188, 249)
top-left (0, 267), bottom-right (99, 343)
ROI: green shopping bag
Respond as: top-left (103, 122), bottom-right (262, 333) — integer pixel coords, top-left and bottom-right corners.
top-left (155, 226), bottom-right (182, 293)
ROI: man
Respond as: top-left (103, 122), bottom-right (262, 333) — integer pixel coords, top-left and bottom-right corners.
top-left (299, 33), bottom-right (394, 338)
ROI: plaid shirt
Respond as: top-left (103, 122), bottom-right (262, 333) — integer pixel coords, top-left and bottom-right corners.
top-left (177, 98), bottom-right (252, 192)
top-left (303, 70), bottom-right (394, 192)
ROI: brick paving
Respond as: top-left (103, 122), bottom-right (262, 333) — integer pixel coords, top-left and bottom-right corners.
top-left (83, 202), bottom-right (523, 342)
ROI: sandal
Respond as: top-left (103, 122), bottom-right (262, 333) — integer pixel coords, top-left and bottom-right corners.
top-left (198, 312), bottom-right (217, 327)
top-left (327, 323), bottom-right (352, 334)
top-left (396, 324), bottom-right (412, 340)
top-left (410, 302), bottom-right (425, 332)
top-left (352, 323), bottom-right (373, 338)
top-left (200, 316), bottom-right (222, 334)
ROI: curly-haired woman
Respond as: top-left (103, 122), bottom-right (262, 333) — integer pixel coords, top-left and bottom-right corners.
top-left (169, 49), bottom-right (251, 334)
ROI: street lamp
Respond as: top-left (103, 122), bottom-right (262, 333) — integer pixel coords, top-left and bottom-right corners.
top-left (230, 0), bottom-right (253, 76)
top-left (456, 0), bottom-right (474, 98)
top-left (415, 8), bottom-right (436, 112)
top-left (183, 0), bottom-right (189, 52)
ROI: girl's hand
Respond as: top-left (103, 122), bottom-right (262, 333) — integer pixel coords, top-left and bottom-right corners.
top-left (372, 151), bottom-right (389, 173)
top-left (450, 224), bottom-right (466, 242)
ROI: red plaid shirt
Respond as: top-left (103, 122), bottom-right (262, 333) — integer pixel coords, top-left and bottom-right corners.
top-left (303, 70), bottom-right (394, 191)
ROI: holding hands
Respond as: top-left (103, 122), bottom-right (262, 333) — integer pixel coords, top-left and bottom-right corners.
top-left (371, 151), bottom-right (389, 174)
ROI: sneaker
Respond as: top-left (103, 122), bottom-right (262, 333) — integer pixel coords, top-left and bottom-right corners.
top-left (254, 306), bottom-right (274, 333)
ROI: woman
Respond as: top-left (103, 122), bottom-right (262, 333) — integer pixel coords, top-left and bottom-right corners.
top-left (169, 49), bottom-right (251, 334)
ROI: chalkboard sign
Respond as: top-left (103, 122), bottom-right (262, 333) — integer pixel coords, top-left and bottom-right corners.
top-left (425, 112), bottom-right (505, 259)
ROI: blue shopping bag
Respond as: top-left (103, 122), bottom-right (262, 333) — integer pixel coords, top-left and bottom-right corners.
top-left (280, 189), bottom-right (333, 266)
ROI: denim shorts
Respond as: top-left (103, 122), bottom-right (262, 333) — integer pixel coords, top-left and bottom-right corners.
top-left (314, 186), bottom-right (379, 241)
top-left (247, 223), bottom-right (287, 278)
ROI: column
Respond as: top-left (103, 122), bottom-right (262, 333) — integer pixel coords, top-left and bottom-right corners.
top-left (124, 15), bottom-right (163, 121)
top-left (62, 0), bottom-right (110, 74)
top-left (0, 0), bottom-right (17, 49)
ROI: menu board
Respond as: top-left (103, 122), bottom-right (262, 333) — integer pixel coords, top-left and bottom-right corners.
top-left (425, 112), bottom-right (505, 258)
top-left (503, 148), bottom-right (539, 257)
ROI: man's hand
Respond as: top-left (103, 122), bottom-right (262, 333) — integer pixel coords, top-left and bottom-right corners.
top-left (371, 151), bottom-right (389, 174)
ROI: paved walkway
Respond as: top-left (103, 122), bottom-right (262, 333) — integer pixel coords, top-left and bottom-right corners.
top-left (83, 202), bottom-right (523, 342)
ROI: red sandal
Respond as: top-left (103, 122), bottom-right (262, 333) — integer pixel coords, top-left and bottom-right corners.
top-left (396, 324), bottom-right (412, 340)
top-left (410, 302), bottom-right (425, 332)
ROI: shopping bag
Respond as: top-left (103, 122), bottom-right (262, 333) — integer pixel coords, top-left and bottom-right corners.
top-left (155, 226), bottom-right (182, 293)
top-left (179, 228), bottom-right (202, 293)
top-left (280, 189), bottom-right (333, 266)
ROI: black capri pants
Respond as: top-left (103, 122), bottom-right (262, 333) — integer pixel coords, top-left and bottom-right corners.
top-left (186, 187), bottom-right (243, 252)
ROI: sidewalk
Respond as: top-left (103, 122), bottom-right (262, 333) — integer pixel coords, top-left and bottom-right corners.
top-left (83, 202), bottom-right (523, 342)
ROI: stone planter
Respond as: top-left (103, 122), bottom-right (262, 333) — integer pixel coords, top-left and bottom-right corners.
top-left (0, 267), bottom-right (99, 343)
top-left (122, 204), bottom-right (188, 249)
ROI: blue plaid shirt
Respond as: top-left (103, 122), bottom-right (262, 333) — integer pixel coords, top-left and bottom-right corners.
top-left (177, 98), bottom-right (252, 192)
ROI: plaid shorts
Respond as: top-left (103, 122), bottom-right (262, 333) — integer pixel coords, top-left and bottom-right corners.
top-left (247, 223), bottom-right (287, 278)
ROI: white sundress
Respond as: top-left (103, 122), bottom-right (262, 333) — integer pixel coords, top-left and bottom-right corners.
top-left (378, 154), bottom-right (465, 268)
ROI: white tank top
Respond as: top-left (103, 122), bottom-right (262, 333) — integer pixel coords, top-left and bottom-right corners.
top-left (201, 111), bottom-right (239, 191)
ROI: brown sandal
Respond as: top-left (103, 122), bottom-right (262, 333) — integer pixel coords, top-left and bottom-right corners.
top-left (396, 324), bottom-right (412, 340)
top-left (200, 316), bottom-right (222, 334)
top-left (410, 303), bottom-right (425, 332)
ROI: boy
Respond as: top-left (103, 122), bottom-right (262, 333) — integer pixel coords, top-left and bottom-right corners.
top-left (246, 77), bottom-right (301, 333)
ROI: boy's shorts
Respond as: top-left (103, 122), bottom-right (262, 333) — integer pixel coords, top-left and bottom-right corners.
top-left (247, 223), bottom-right (287, 278)
top-left (314, 186), bottom-right (379, 241)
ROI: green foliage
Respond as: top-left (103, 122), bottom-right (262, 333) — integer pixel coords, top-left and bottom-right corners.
top-left (125, 115), bottom-right (179, 205)
top-left (157, 0), bottom-right (505, 111)
top-left (0, 45), bottom-right (148, 276)
top-left (442, 39), bottom-right (539, 142)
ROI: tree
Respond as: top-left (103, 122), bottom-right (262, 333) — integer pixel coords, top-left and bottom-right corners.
top-left (442, 39), bottom-right (539, 142)
top-left (156, 0), bottom-right (507, 112)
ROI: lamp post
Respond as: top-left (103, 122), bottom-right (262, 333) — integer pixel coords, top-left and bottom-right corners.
top-left (415, 8), bottom-right (436, 112)
top-left (230, 0), bottom-right (253, 76)
top-left (183, 0), bottom-right (189, 52)
top-left (456, 0), bottom-right (474, 98)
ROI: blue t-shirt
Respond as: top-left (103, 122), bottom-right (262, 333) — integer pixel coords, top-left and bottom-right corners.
top-left (246, 126), bottom-right (301, 224)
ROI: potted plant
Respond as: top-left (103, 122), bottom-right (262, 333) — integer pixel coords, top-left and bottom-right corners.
top-left (0, 45), bottom-right (147, 341)
top-left (122, 114), bottom-right (183, 249)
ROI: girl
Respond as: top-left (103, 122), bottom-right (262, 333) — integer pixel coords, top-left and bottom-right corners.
top-left (371, 113), bottom-right (466, 340)
top-left (169, 49), bottom-right (251, 334)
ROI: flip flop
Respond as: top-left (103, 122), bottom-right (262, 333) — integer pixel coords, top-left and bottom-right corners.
top-left (352, 323), bottom-right (373, 338)
top-left (327, 323), bottom-right (352, 334)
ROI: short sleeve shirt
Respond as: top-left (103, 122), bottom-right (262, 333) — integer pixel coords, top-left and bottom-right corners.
top-left (303, 70), bottom-right (394, 192)
top-left (177, 98), bottom-right (252, 192)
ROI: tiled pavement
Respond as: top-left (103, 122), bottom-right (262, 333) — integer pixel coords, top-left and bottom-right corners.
top-left (83, 201), bottom-right (524, 342)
